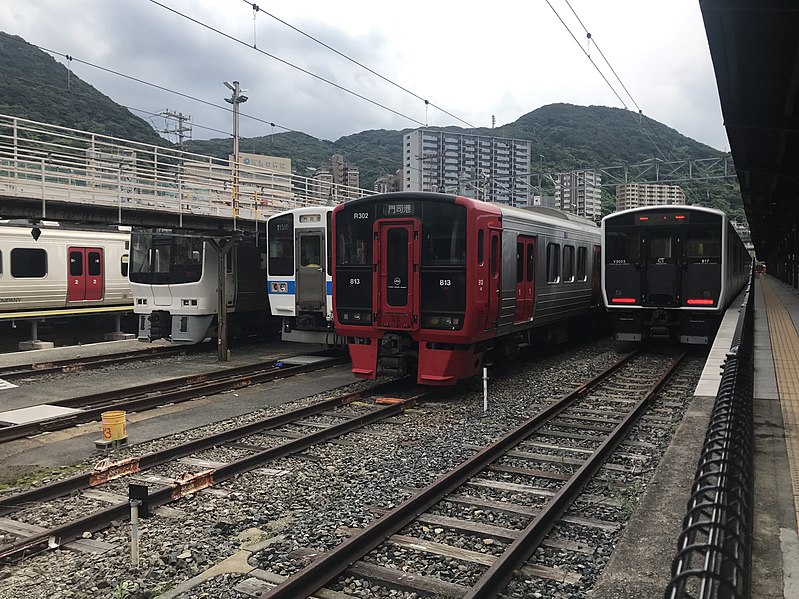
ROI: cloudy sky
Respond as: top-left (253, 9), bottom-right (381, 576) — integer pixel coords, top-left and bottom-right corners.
top-left (1, 0), bottom-right (728, 151)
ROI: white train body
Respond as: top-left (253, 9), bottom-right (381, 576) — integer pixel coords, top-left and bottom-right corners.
top-left (130, 230), bottom-right (271, 344)
top-left (267, 206), bottom-right (336, 344)
top-left (0, 222), bottom-right (131, 318)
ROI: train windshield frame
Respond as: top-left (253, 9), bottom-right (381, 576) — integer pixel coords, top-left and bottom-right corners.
top-left (130, 232), bottom-right (204, 285)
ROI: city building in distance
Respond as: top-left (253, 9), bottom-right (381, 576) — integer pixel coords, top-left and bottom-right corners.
top-left (615, 183), bottom-right (686, 211)
top-left (403, 129), bottom-right (532, 206)
top-left (555, 170), bottom-right (602, 222)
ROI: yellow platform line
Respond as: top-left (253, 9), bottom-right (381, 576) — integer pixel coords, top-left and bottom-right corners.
top-left (762, 278), bottom-right (799, 523)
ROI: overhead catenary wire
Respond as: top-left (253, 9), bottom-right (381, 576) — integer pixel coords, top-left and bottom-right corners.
top-left (239, 0), bottom-right (477, 129)
top-left (148, 0), bottom-right (427, 128)
top-left (562, 0), bottom-right (675, 159)
top-left (543, 0), bottom-right (670, 162)
top-left (36, 45), bottom-right (298, 135)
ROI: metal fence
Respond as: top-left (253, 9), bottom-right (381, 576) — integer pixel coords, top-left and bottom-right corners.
top-left (665, 266), bottom-right (756, 599)
top-left (0, 113), bottom-right (374, 225)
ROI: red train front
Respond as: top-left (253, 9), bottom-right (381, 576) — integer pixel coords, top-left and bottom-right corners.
top-left (333, 192), bottom-right (502, 385)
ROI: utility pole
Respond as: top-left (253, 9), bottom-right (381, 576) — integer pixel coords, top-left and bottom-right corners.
top-left (159, 110), bottom-right (192, 150)
top-left (224, 81), bottom-right (248, 230)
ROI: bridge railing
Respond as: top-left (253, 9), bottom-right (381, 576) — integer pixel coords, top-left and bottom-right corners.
top-left (0, 114), bottom-right (374, 224)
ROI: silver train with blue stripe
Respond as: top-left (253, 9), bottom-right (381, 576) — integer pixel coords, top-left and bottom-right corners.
top-left (267, 206), bottom-right (337, 345)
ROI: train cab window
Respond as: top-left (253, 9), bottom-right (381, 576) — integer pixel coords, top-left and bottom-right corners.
top-left (422, 204), bottom-right (466, 266)
top-left (121, 254), bottom-right (129, 278)
top-left (477, 230), bottom-right (484, 265)
top-left (268, 214), bottom-right (294, 276)
top-left (546, 243), bottom-right (560, 283)
top-left (576, 247), bottom-right (587, 281)
top-left (11, 248), bottom-right (47, 278)
top-left (88, 252), bottom-right (101, 276)
top-left (516, 242), bottom-right (524, 283)
top-left (69, 251), bottom-right (83, 276)
top-left (686, 229), bottom-right (721, 264)
top-left (300, 236), bottom-right (321, 267)
top-left (563, 245), bottom-right (575, 282)
top-left (606, 231), bottom-right (640, 265)
top-left (336, 210), bottom-right (371, 266)
top-left (647, 232), bottom-right (674, 264)
top-left (526, 243), bottom-right (534, 282)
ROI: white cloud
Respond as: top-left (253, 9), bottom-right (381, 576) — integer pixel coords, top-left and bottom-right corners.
top-left (1, 0), bottom-right (728, 149)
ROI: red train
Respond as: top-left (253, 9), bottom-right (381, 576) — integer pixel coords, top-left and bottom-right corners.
top-left (332, 192), bottom-right (603, 385)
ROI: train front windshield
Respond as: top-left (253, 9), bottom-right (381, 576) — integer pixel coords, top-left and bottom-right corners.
top-left (130, 232), bottom-right (204, 285)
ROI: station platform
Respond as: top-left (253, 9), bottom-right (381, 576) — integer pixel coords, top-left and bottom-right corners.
top-left (593, 274), bottom-right (799, 599)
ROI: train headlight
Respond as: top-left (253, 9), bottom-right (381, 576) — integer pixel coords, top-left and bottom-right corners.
top-left (702, 289), bottom-right (711, 298)
top-left (422, 315), bottom-right (462, 329)
top-left (279, 283), bottom-right (288, 292)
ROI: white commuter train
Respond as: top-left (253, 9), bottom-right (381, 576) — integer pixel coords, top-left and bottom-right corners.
top-left (130, 229), bottom-right (274, 344)
top-left (0, 221), bottom-right (131, 319)
top-left (267, 206), bottom-right (338, 345)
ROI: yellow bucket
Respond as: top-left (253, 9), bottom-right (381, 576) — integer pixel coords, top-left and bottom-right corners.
top-left (101, 410), bottom-right (127, 441)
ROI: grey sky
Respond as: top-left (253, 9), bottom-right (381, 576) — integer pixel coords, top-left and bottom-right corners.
top-left (1, 0), bottom-right (728, 151)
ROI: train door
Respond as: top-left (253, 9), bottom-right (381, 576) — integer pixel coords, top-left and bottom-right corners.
top-left (643, 228), bottom-right (680, 305)
top-left (296, 229), bottom-right (325, 312)
top-left (373, 220), bottom-right (420, 329)
top-left (514, 235), bottom-right (535, 323)
top-left (486, 228), bottom-right (501, 330)
top-left (67, 247), bottom-right (104, 302)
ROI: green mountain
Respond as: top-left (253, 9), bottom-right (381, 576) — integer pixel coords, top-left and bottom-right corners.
top-left (0, 31), bottom-right (741, 217)
top-left (0, 31), bottom-right (165, 144)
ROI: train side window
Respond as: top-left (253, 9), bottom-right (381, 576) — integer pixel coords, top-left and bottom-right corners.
top-left (121, 254), bottom-right (129, 278)
top-left (11, 248), bottom-right (47, 278)
top-left (477, 230), bottom-right (484, 266)
top-left (490, 235), bottom-right (499, 277)
top-left (69, 251), bottom-right (83, 276)
top-left (516, 242), bottom-right (524, 283)
top-left (563, 245), bottom-right (575, 282)
top-left (88, 252), bottom-right (101, 276)
top-left (546, 243), bottom-right (560, 283)
top-left (526, 242), bottom-right (534, 282)
top-left (576, 247), bottom-right (587, 281)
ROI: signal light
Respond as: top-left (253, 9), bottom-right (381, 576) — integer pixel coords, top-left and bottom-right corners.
top-left (687, 298), bottom-right (714, 305)
top-left (638, 216), bottom-right (649, 221)
top-left (611, 298), bottom-right (637, 304)
top-left (675, 215), bottom-right (686, 219)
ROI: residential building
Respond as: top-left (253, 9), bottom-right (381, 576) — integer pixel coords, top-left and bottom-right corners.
top-left (312, 154), bottom-right (361, 201)
top-left (374, 169), bottom-right (403, 193)
top-left (555, 170), bottom-right (602, 221)
top-left (615, 183), bottom-right (686, 211)
top-left (403, 129), bottom-right (532, 206)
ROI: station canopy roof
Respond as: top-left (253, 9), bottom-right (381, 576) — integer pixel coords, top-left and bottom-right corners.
top-left (701, 0), bottom-right (799, 260)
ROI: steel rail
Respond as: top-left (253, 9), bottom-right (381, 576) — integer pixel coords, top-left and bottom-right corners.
top-left (0, 355), bottom-right (348, 444)
top-left (0, 379), bottom-right (407, 516)
top-left (464, 352), bottom-right (686, 598)
top-left (258, 351), bottom-right (643, 599)
top-left (0, 387), bottom-right (427, 562)
top-left (0, 344), bottom-right (199, 379)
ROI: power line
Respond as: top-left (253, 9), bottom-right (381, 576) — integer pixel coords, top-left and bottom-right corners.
top-left (37, 45), bottom-right (299, 134)
top-left (239, 0), bottom-right (477, 128)
top-left (561, 0), bottom-right (674, 159)
top-left (148, 0), bottom-right (427, 128)
top-left (543, 0), bottom-right (670, 162)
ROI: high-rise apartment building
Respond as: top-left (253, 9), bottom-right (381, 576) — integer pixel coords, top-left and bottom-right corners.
top-left (615, 183), bottom-right (686, 211)
top-left (554, 170), bottom-right (602, 221)
top-left (403, 129), bottom-right (532, 206)
top-left (312, 154), bottom-right (360, 201)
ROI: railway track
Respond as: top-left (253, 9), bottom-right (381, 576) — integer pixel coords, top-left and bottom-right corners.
top-left (0, 343), bottom-right (201, 380)
top-left (251, 349), bottom-right (688, 599)
top-left (0, 352), bottom-right (348, 444)
top-left (0, 379), bottom-right (426, 562)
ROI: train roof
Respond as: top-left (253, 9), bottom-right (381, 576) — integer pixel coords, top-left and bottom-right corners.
top-left (267, 205), bottom-right (334, 220)
top-left (498, 204), bottom-right (599, 232)
top-left (602, 204), bottom-right (728, 224)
